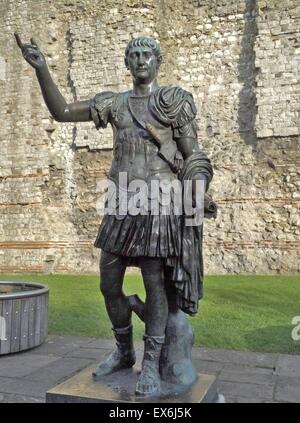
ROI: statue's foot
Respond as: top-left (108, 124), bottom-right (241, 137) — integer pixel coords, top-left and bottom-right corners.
top-left (135, 361), bottom-right (161, 396)
top-left (92, 349), bottom-right (135, 379)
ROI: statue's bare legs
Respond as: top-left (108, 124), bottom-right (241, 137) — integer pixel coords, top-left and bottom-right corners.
top-left (93, 251), bottom-right (168, 396)
top-left (93, 252), bottom-right (134, 379)
top-left (99, 252), bottom-right (130, 328)
top-left (136, 257), bottom-right (168, 395)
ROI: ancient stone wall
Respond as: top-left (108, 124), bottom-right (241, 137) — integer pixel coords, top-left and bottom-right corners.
top-left (0, 0), bottom-right (299, 274)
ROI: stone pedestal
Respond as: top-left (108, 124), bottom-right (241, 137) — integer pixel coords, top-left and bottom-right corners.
top-left (46, 365), bottom-right (219, 403)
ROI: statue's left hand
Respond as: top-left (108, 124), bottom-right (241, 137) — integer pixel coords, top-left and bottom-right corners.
top-left (14, 33), bottom-right (46, 70)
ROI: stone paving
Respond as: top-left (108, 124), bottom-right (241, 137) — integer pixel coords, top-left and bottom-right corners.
top-left (0, 335), bottom-right (299, 403)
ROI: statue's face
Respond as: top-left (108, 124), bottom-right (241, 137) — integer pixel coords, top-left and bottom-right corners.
top-left (126, 46), bottom-right (159, 84)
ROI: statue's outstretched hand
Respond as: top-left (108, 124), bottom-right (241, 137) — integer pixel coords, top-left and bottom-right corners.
top-left (14, 33), bottom-right (46, 70)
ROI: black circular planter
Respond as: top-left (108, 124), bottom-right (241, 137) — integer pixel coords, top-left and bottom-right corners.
top-left (0, 281), bottom-right (49, 355)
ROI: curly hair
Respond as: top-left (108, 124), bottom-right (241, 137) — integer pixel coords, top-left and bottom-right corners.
top-left (124, 36), bottom-right (162, 67)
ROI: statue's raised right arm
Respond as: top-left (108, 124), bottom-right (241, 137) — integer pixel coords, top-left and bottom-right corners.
top-left (14, 33), bottom-right (91, 123)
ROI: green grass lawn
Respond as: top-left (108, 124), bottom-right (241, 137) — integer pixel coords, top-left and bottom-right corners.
top-left (1, 274), bottom-right (300, 354)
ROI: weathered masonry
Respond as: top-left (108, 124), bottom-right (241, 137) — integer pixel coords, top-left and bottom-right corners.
top-left (0, 0), bottom-right (299, 274)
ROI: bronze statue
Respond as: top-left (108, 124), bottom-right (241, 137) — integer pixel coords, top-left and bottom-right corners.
top-left (15, 33), bottom-right (215, 397)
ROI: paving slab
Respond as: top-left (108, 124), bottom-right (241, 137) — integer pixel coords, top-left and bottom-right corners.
top-left (274, 376), bottom-right (300, 403)
top-left (0, 393), bottom-right (44, 403)
top-left (0, 376), bottom-right (55, 398)
top-left (24, 357), bottom-right (93, 385)
top-left (224, 395), bottom-right (277, 404)
top-left (218, 380), bottom-right (275, 401)
top-left (0, 353), bottom-right (59, 378)
top-left (275, 354), bottom-right (300, 377)
top-left (219, 365), bottom-right (275, 385)
top-left (193, 359), bottom-right (224, 375)
top-left (192, 347), bottom-right (278, 369)
top-left (28, 335), bottom-right (94, 357)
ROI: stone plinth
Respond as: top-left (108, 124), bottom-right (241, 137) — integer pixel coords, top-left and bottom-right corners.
top-left (46, 366), bottom-right (218, 403)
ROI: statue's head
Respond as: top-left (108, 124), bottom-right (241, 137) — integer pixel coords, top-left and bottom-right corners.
top-left (124, 36), bottom-right (162, 83)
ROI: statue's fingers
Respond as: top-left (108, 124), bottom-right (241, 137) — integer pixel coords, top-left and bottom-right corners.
top-left (14, 32), bottom-right (24, 49)
top-left (22, 48), bottom-right (38, 61)
top-left (30, 37), bottom-right (39, 48)
top-left (23, 46), bottom-right (39, 55)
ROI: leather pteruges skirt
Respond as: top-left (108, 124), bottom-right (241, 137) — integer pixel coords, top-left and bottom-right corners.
top-left (94, 209), bottom-right (182, 259)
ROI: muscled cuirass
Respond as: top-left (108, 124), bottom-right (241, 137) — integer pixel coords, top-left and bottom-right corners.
top-left (109, 92), bottom-right (178, 185)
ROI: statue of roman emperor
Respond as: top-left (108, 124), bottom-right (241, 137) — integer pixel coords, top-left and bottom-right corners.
top-left (15, 33), bottom-right (214, 397)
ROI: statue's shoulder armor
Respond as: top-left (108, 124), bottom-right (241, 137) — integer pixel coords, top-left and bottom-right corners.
top-left (90, 90), bottom-right (131, 129)
top-left (110, 90), bottom-right (131, 120)
top-left (90, 91), bottom-right (116, 129)
top-left (150, 85), bottom-right (197, 127)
